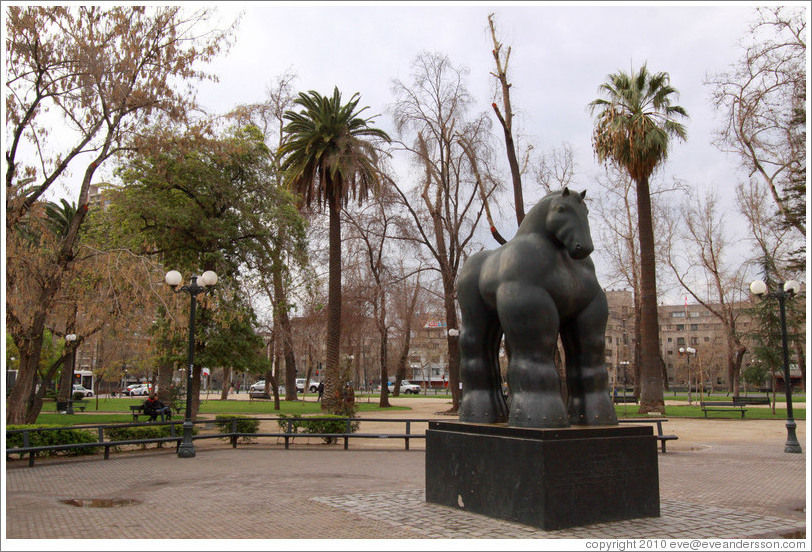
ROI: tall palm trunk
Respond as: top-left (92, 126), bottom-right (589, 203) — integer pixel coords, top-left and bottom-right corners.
top-left (635, 175), bottom-right (665, 414)
top-left (322, 190), bottom-right (343, 413)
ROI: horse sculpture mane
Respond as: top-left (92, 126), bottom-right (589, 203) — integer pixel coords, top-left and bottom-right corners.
top-left (457, 188), bottom-right (616, 428)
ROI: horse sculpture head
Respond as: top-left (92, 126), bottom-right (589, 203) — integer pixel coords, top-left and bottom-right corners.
top-left (545, 188), bottom-right (593, 260)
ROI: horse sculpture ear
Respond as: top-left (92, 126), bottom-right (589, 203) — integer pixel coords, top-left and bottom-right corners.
top-left (562, 187), bottom-right (570, 197)
top-left (580, 190), bottom-right (587, 200)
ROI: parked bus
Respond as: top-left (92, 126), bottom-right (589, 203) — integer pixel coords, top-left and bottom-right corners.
top-left (72, 370), bottom-right (95, 392)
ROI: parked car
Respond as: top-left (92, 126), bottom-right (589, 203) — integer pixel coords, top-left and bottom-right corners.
top-left (249, 380), bottom-right (265, 392)
top-left (120, 383), bottom-right (141, 396)
top-left (127, 383), bottom-right (152, 396)
top-left (295, 378), bottom-right (320, 393)
top-left (377, 380), bottom-right (421, 394)
top-left (72, 384), bottom-right (93, 398)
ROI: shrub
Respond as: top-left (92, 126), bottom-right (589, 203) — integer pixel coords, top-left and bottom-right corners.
top-left (104, 423), bottom-right (197, 450)
top-left (277, 414), bottom-right (359, 444)
top-left (6, 424), bottom-right (99, 458)
top-left (214, 415), bottom-right (260, 443)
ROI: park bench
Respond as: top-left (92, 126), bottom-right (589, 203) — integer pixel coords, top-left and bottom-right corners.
top-left (612, 395), bottom-right (638, 404)
top-left (732, 396), bottom-right (771, 407)
top-left (700, 401), bottom-right (747, 418)
top-left (618, 418), bottom-right (678, 453)
top-left (56, 400), bottom-right (88, 412)
top-left (131, 402), bottom-right (184, 422)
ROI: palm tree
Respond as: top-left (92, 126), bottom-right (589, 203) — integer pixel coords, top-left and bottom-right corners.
top-left (278, 87), bottom-right (390, 413)
top-left (589, 65), bottom-right (688, 414)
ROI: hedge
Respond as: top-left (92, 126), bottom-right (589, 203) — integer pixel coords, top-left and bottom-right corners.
top-left (104, 423), bottom-right (197, 450)
top-left (214, 415), bottom-right (260, 443)
top-left (6, 424), bottom-right (98, 458)
top-left (277, 414), bottom-right (360, 444)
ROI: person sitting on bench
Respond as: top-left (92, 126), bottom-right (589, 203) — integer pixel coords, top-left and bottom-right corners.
top-left (143, 394), bottom-right (172, 422)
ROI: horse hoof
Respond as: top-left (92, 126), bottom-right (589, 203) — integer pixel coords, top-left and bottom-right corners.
top-left (507, 393), bottom-right (569, 428)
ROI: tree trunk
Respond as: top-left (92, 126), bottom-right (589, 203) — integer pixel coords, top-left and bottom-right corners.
top-left (378, 305), bottom-right (391, 408)
top-left (220, 367), bottom-right (231, 400)
top-left (633, 293), bottom-right (643, 398)
top-left (635, 176), bottom-right (665, 414)
top-left (322, 191), bottom-right (343, 413)
top-left (273, 247), bottom-right (298, 401)
top-left (157, 360), bottom-right (173, 405)
top-left (6, 320), bottom-right (46, 424)
top-left (191, 365), bottom-right (202, 421)
top-left (442, 274), bottom-right (461, 412)
top-left (794, 343), bottom-right (805, 391)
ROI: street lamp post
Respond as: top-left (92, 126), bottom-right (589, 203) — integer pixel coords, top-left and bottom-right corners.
top-left (64, 334), bottom-right (77, 415)
top-left (679, 347), bottom-right (696, 404)
top-left (750, 278), bottom-right (801, 454)
top-left (165, 270), bottom-right (218, 459)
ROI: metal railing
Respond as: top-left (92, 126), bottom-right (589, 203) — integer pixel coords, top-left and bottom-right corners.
top-left (7, 416), bottom-right (676, 467)
top-left (6, 417), bottom-right (440, 467)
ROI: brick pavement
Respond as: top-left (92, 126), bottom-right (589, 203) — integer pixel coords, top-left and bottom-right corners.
top-left (3, 399), bottom-right (808, 542)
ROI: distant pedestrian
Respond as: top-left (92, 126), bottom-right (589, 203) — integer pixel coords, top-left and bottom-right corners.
top-left (317, 382), bottom-right (324, 401)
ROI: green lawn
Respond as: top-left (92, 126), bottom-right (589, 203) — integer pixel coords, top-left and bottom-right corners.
top-left (615, 404), bottom-right (805, 420)
top-left (17, 394), bottom-right (806, 426)
top-left (27, 396), bottom-right (410, 426)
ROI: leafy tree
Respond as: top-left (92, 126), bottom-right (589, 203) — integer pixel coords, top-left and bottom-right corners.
top-left (5, 5), bottom-right (234, 424)
top-left (745, 257), bottom-right (805, 397)
top-left (589, 65), bottom-right (688, 415)
top-left (278, 87), bottom-right (390, 414)
top-left (97, 124), bottom-right (301, 418)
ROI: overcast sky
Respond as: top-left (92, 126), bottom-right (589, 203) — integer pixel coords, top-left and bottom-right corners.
top-left (189, 1), bottom-right (783, 300)
top-left (196, 1), bottom-right (757, 189)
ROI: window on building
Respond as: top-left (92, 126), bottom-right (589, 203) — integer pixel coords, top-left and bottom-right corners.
top-left (691, 337), bottom-right (699, 345)
top-left (667, 350), bottom-right (673, 355)
top-left (676, 324), bottom-right (684, 331)
top-left (671, 311), bottom-right (686, 318)
top-left (704, 337), bottom-right (710, 342)
top-left (690, 324), bottom-right (699, 331)
top-left (676, 337), bottom-right (685, 346)
top-left (667, 337), bottom-right (672, 343)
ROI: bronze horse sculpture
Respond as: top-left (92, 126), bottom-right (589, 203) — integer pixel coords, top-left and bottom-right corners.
top-left (458, 188), bottom-right (617, 428)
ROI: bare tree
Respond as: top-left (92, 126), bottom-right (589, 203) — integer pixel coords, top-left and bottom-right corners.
top-left (390, 51), bottom-right (492, 412)
top-left (708, 6), bottom-right (806, 238)
top-left (664, 188), bottom-right (750, 396)
top-left (535, 143), bottom-right (578, 193)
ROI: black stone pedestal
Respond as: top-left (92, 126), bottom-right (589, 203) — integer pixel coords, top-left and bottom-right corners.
top-left (425, 421), bottom-right (660, 530)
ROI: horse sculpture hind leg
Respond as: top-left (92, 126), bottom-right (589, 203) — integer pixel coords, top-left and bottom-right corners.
top-left (497, 282), bottom-right (569, 428)
top-left (458, 252), bottom-right (508, 424)
top-left (560, 291), bottom-right (617, 426)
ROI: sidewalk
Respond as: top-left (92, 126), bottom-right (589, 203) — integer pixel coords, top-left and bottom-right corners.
top-left (3, 397), bottom-right (808, 544)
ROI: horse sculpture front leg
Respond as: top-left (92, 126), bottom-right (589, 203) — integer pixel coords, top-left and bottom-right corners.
top-left (498, 283), bottom-right (569, 428)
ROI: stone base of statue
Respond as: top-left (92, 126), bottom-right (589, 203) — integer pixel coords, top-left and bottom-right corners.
top-left (425, 421), bottom-right (660, 530)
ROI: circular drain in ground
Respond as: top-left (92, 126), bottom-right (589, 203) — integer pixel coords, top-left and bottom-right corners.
top-left (60, 498), bottom-right (141, 508)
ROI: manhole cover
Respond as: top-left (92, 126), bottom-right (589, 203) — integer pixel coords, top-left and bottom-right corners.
top-left (60, 498), bottom-right (141, 508)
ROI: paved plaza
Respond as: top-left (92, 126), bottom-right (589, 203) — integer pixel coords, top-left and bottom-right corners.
top-left (3, 398), bottom-right (809, 546)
